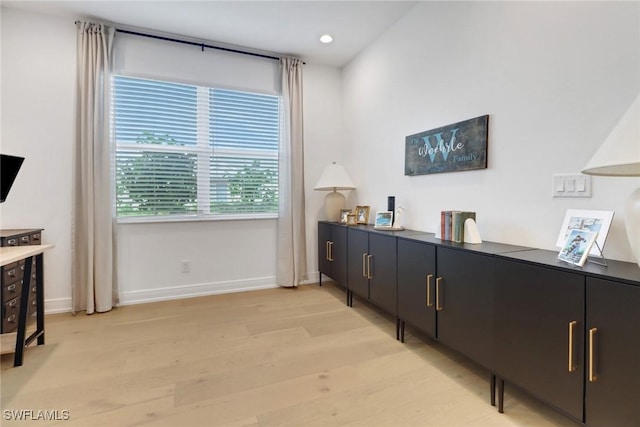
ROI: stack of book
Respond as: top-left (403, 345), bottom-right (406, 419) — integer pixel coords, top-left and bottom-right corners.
top-left (440, 211), bottom-right (476, 243)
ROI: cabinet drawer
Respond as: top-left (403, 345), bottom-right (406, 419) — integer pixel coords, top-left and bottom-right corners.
top-left (19, 235), bottom-right (31, 245)
top-left (2, 262), bottom-right (23, 283)
top-left (2, 279), bottom-right (23, 303)
top-left (17, 259), bottom-right (37, 278)
top-left (2, 296), bottom-right (21, 333)
top-left (1, 237), bottom-right (19, 247)
top-left (30, 232), bottom-right (42, 245)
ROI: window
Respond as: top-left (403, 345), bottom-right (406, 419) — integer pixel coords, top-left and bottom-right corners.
top-left (113, 75), bottom-right (279, 220)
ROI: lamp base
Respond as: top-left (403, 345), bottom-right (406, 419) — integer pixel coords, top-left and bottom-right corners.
top-left (625, 187), bottom-right (640, 269)
top-left (324, 191), bottom-right (346, 222)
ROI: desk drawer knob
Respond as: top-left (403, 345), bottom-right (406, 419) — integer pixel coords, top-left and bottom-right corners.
top-left (7, 314), bottom-right (16, 323)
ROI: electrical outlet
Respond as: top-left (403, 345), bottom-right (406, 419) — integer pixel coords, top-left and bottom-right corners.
top-left (181, 260), bottom-right (191, 273)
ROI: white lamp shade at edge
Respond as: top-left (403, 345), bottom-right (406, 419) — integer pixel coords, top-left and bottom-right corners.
top-left (582, 94), bottom-right (640, 176)
top-left (314, 162), bottom-right (355, 191)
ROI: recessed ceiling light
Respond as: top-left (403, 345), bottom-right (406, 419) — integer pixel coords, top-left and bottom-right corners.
top-left (320, 34), bottom-right (334, 44)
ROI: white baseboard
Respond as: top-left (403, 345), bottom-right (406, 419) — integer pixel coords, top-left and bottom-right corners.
top-left (118, 276), bottom-right (279, 306)
top-left (43, 273), bottom-right (321, 314)
top-left (45, 297), bottom-right (73, 314)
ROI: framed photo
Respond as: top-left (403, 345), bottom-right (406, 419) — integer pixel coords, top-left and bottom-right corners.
top-left (355, 206), bottom-right (370, 224)
top-left (556, 209), bottom-right (614, 256)
top-left (558, 229), bottom-right (598, 267)
top-left (339, 209), bottom-right (351, 224)
top-left (374, 211), bottom-right (393, 228)
top-left (346, 213), bottom-right (357, 226)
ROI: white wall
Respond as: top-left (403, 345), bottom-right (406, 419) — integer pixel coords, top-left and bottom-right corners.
top-left (342, 1), bottom-right (640, 263)
top-left (302, 63), bottom-right (346, 280)
top-left (0, 6), bottom-right (344, 312)
top-left (0, 7), bottom-right (75, 312)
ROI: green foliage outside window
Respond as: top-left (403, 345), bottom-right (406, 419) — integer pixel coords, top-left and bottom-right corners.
top-left (116, 132), bottom-right (197, 216)
top-left (212, 160), bottom-right (278, 214)
top-left (116, 132), bottom-right (278, 217)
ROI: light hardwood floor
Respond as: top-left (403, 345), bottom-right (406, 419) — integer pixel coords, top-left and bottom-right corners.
top-left (1, 282), bottom-right (581, 427)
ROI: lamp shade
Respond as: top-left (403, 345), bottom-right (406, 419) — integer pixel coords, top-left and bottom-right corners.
top-left (582, 94), bottom-right (640, 177)
top-left (314, 162), bottom-right (355, 191)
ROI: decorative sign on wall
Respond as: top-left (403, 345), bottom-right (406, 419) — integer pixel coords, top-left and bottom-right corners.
top-left (405, 115), bottom-right (489, 176)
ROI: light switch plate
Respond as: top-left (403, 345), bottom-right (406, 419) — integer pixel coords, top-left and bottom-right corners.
top-left (552, 174), bottom-right (592, 198)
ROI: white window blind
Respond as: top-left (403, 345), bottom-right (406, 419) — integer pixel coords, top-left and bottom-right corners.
top-left (114, 75), bottom-right (279, 220)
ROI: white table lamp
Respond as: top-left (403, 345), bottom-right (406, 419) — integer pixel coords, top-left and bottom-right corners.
top-left (314, 162), bottom-right (355, 222)
top-left (582, 94), bottom-right (640, 268)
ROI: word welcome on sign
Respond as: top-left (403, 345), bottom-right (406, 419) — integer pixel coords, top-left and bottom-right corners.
top-left (405, 115), bottom-right (489, 176)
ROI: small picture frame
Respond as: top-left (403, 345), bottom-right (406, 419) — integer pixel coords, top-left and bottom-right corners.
top-left (374, 211), bottom-right (393, 228)
top-left (339, 209), bottom-right (351, 224)
top-left (558, 229), bottom-right (598, 267)
top-left (355, 205), bottom-right (370, 224)
top-left (346, 213), bottom-right (358, 226)
top-left (556, 209), bottom-right (614, 256)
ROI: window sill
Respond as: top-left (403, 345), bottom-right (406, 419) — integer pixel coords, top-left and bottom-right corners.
top-left (117, 213), bottom-right (278, 224)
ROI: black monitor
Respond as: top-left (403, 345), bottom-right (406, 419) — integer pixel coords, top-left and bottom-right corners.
top-left (1, 154), bottom-right (25, 203)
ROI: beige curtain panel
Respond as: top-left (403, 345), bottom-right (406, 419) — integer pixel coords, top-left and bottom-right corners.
top-left (72, 21), bottom-right (118, 314)
top-left (277, 57), bottom-right (308, 287)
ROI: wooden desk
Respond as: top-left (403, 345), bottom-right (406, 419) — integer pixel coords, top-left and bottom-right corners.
top-left (0, 244), bottom-right (53, 366)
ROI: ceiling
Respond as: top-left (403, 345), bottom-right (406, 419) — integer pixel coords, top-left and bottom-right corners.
top-left (3, 1), bottom-right (418, 67)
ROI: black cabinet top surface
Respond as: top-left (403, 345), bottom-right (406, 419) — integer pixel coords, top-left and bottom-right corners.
top-left (495, 249), bottom-right (640, 287)
top-left (321, 222), bottom-right (429, 238)
top-left (397, 232), bottom-right (533, 256)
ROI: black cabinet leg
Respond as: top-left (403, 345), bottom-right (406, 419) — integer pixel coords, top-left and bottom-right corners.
top-left (36, 254), bottom-right (44, 346)
top-left (400, 320), bottom-right (405, 343)
top-left (14, 256), bottom-right (34, 367)
top-left (319, 272), bottom-right (322, 286)
top-left (491, 374), bottom-right (496, 407)
top-left (396, 319), bottom-right (400, 340)
top-left (498, 378), bottom-right (504, 413)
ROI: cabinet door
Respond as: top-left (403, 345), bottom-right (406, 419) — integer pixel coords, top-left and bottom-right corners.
top-left (585, 278), bottom-right (640, 427)
top-left (397, 239), bottom-right (436, 337)
top-left (494, 258), bottom-right (584, 420)
top-left (318, 223), bottom-right (332, 277)
top-left (331, 225), bottom-right (348, 286)
top-left (347, 228), bottom-right (369, 300)
top-left (369, 233), bottom-right (397, 315)
top-left (437, 248), bottom-right (494, 370)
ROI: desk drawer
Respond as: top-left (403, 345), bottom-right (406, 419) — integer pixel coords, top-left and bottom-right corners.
top-left (2, 296), bottom-right (20, 333)
top-left (2, 262), bottom-right (22, 284)
top-left (30, 232), bottom-right (42, 245)
top-left (2, 279), bottom-right (23, 303)
top-left (1, 237), bottom-right (19, 247)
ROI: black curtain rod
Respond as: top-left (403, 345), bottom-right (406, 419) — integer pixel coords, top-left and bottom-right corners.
top-left (115, 28), bottom-right (281, 62)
